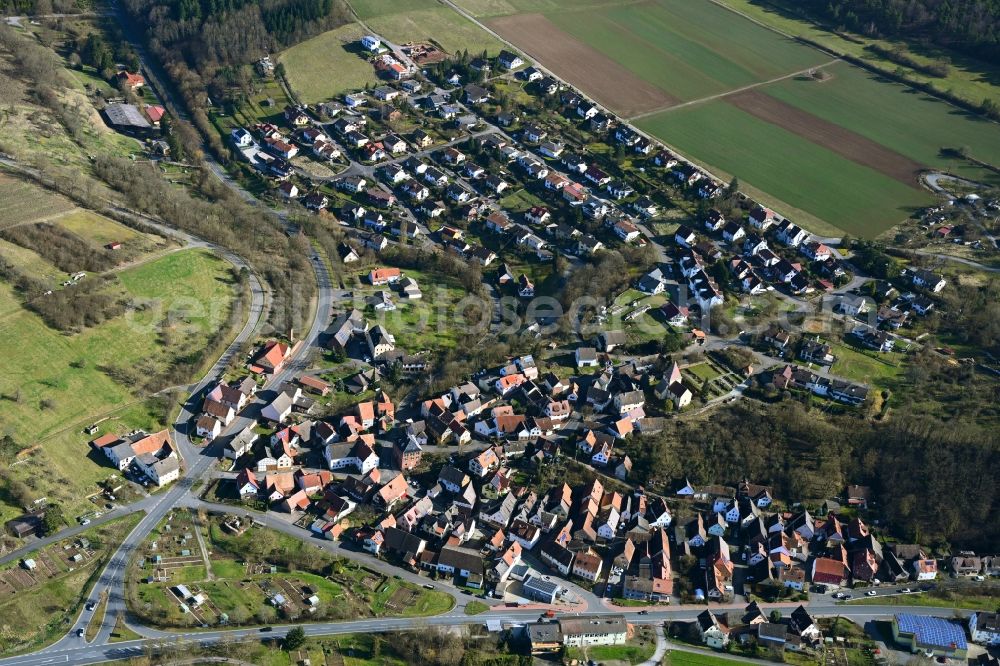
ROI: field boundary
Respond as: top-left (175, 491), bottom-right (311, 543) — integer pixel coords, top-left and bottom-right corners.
top-left (627, 58), bottom-right (839, 120)
top-left (705, 0), bottom-right (1000, 125)
top-left (725, 88), bottom-right (926, 187)
top-left (486, 12), bottom-right (680, 116)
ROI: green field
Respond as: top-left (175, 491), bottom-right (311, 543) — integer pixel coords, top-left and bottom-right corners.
top-left (545, 0), bottom-right (829, 103)
top-left (279, 22), bottom-right (380, 103)
top-left (713, 0), bottom-right (1000, 108)
top-left (636, 101), bottom-right (930, 237)
top-left (760, 63), bottom-right (1000, 185)
top-left (454, 0), bottom-right (635, 18)
top-left (55, 210), bottom-right (143, 250)
top-left (664, 650), bottom-right (752, 666)
top-left (830, 342), bottom-right (906, 385)
top-left (352, 267), bottom-right (473, 351)
top-left (456, 0), bottom-right (1000, 236)
top-left (353, 0), bottom-right (506, 56)
top-left (0, 249), bottom-right (239, 523)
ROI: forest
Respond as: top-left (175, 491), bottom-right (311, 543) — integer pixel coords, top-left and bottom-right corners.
top-left (620, 392), bottom-right (999, 552)
top-left (793, 0), bottom-right (1000, 62)
top-left (119, 0), bottom-right (351, 157)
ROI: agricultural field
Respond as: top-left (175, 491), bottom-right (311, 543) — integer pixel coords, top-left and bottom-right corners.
top-left (635, 101), bottom-right (933, 238)
top-left (0, 249), bottom-right (240, 523)
top-left (469, 0), bottom-right (1000, 236)
top-left (758, 63), bottom-right (1000, 186)
top-left (487, 0), bottom-right (829, 116)
top-left (713, 0), bottom-right (1000, 108)
top-left (0, 513), bottom-right (142, 656)
top-left (279, 23), bottom-right (380, 103)
top-left (0, 176), bottom-right (75, 229)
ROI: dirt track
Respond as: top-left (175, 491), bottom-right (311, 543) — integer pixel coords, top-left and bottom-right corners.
top-left (488, 13), bottom-right (679, 117)
top-left (727, 89), bottom-right (925, 187)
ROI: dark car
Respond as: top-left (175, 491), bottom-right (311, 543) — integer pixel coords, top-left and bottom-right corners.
top-left (638, 610), bottom-right (649, 615)
top-left (259, 627), bottom-right (273, 632)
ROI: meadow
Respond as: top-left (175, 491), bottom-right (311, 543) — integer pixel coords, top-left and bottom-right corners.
top-left (713, 0), bottom-right (1000, 108)
top-left (0, 249), bottom-right (239, 522)
top-left (279, 23), bottom-right (380, 103)
top-left (350, 0), bottom-right (505, 55)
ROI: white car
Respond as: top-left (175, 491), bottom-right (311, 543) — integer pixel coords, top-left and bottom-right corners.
top-left (901, 588), bottom-right (912, 593)
top-left (866, 590), bottom-right (878, 596)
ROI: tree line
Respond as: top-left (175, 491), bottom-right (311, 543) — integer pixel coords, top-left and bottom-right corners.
top-left (0, 222), bottom-right (119, 274)
top-left (794, 0), bottom-right (1000, 63)
top-left (120, 0), bottom-right (351, 159)
top-left (0, 255), bottom-right (128, 332)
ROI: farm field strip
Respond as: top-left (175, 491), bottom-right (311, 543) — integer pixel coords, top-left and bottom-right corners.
top-left (472, 0), bottom-right (1000, 234)
top-left (635, 100), bottom-right (933, 237)
top-left (756, 63), bottom-right (1000, 185)
top-left (487, 12), bottom-right (678, 117)
top-left (725, 89), bottom-right (926, 187)
top-left (548, 0), bottom-right (830, 101)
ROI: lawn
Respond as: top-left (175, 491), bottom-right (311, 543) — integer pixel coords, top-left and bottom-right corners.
top-left (851, 588), bottom-right (1000, 611)
top-left (830, 342), bottom-right (906, 385)
top-left (664, 650), bottom-right (751, 666)
top-left (464, 600), bottom-right (489, 615)
top-left (497, 187), bottom-right (548, 213)
top-left (352, 267), bottom-right (474, 351)
top-left (567, 638), bottom-right (657, 665)
top-left (0, 249), bottom-right (239, 522)
top-left (84, 591), bottom-right (108, 641)
top-left (279, 23), bottom-right (381, 103)
top-left (544, 0), bottom-right (829, 104)
top-left (636, 100), bottom-right (932, 237)
top-left (107, 612), bottom-right (143, 642)
top-left (685, 362), bottom-right (722, 383)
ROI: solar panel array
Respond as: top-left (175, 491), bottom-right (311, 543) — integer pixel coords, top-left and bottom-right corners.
top-left (896, 613), bottom-right (968, 650)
